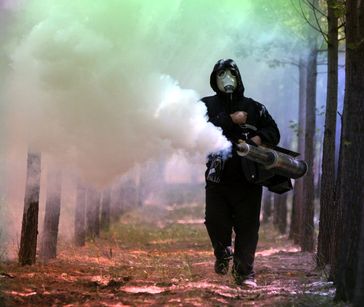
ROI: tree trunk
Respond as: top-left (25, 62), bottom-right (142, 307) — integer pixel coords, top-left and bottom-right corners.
top-left (137, 168), bottom-right (145, 208)
top-left (335, 0), bottom-right (364, 302)
top-left (86, 187), bottom-right (100, 239)
top-left (110, 184), bottom-right (122, 222)
top-left (290, 58), bottom-right (306, 244)
top-left (330, 191), bottom-right (342, 281)
top-left (330, 103), bottom-right (345, 281)
top-left (40, 170), bottom-right (62, 260)
top-left (316, 0), bottom-right (339, 269)
top-left (74, 182), bottom-right (86, 247)
top-left (273, 193), bottom-right (288, 234)
top-left (278, 193), bottom-right (288, 235)
top-left (277, 137), bottom-right (290, 234)
top-left (300, 47), bottom-right (317, 252)
top-left (100, 188), bottom-right (111, 231)
top-left (18, 151), bottom-right (41, 265)
top-left (354, 203), bottom-right (364, 305)
top-left (262, 189), bottom-right (272, 224)
top-left (273, 193), bottom-right (279, 227)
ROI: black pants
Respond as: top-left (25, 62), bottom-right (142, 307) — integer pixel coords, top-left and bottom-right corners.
top-left (205, 182), bottom-right (262, 276)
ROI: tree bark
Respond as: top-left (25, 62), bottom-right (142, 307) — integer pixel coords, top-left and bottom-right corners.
top-left (100, 188), bottom-right (111, 231)
top-left (74, 182), bottom-right (86, 246)
top-left (273, 193), bottom-right (288, 234)
top-left (354, 202), bottom-right (364, 305)
top-left (331, 100), bottom-right (345, 281)
top-left (262, 190), bottom-right (272, 224)
top-left (335, 0), bottom-right (364, 302)
top-left (290, 58), bottom-right (306, 244)
top-left (278, 193), bottom-right (288, 235)
top-left (273, 193), bottom-right (279, 227)
top-left (301, 47), bottom-right (317, 252)
top-left (40, 170), bottom-right (62, 260)
top-left (110, 184), bottom-right (122, 222)
top-left (317, 0), bottom-right (339, 269)
top-left (86, 187), bottom-right (100, 239)
top-left (18, 151), bottom-right (41, 265)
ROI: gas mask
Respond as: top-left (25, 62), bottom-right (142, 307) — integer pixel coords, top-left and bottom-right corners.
top-left (216, 69), bottom-right (237, 93)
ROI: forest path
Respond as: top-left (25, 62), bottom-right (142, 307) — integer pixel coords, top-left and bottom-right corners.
top-left (1, 203), bottom-right (335, 306)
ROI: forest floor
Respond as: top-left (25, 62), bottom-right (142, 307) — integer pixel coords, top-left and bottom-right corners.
top-left (0, 202), bottom-right (338, 306)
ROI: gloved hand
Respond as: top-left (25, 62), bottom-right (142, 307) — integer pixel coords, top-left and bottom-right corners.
top-left (250, 135), bottom-right (262, 146)
top-left (230, 111), bottom-right (247, 125)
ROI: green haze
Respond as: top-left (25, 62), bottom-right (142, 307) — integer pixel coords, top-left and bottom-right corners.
top-left (0, 0), bottom-right (312, 185)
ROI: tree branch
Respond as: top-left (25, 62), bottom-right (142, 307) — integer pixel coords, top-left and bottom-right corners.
top-left (268, 59), bottom-right (301, 67)
top-left (317, 48), bottom-right (346, 53)
top-left (303, 0), bottom-right (329, 43)
top-left (296, 0), bottom-right (329, 42)
top-left (317, 62), bottom-right (345, 68)
top-left (338, 21), bottom-right (346, 30)
top-left (303, 0), bottom-right (328, 18)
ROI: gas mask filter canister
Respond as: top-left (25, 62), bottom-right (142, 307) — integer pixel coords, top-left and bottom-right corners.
top-left (216, 69), bottom-right (237, 93)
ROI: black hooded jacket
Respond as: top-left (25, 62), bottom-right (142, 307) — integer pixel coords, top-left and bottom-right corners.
top-left (201, 59), bottom-right (280, 184)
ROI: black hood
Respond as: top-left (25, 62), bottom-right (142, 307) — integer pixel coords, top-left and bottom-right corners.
top-left (209, 59), bottom-right (245, 97)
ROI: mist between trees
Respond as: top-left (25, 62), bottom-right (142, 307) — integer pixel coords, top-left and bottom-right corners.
top-left (1, 153), bottom-right (205, 257)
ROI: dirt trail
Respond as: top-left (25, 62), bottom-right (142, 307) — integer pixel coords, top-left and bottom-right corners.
top-left (0, 203), bottom-right (335, 306)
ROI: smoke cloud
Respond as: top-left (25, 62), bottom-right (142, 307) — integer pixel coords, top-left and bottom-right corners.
top-left (1, 1), bottom-right (332, 252)
top-left (1, 0), bottom-right (258, 185)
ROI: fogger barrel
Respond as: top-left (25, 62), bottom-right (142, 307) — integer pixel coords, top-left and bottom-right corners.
top-left (236, 142), bottom-right (307, 179)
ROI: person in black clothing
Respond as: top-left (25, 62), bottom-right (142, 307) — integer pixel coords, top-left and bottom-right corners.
top-left (201, 59), bottom-right (280, 287)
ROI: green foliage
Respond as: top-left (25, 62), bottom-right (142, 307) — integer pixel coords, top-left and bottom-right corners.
top-left (289, 120), bottom-right (299, 136)
top-left (330, 0), bottom-right (346, 19)
top-left (233, 0), bottom-right (315, 64)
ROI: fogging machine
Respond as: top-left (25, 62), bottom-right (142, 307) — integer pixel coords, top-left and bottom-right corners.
top-left (236, 141), bottom-right (307, 194)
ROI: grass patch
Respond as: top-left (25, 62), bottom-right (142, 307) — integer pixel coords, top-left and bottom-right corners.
top-left (108, 222), bottom-right (208, 249)
top-left (164, 203), bottom-right (205, 221)
top-left (104, 203), bottom-right (209, 250)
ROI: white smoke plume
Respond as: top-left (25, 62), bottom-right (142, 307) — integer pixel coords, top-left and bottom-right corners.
top-left (2, 0), bottom-right (247, 186)
top-left (2, 1), bottom-right (315, 252)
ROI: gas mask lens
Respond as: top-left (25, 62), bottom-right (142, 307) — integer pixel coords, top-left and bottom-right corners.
top-left (217, 70), bottom-right (226, 78)
top-left (217, 69), bottom-right (237, 93)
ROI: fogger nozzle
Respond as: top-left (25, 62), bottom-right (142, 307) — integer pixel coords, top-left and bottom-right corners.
top-left (236, 142), bottom-right (307, 179)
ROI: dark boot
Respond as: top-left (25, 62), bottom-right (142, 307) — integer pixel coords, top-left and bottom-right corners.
top-left (214, 246), bottom-right (233, 275)
top-left (232, 262), bottom-right (257, 287)
top-left (233, 273), bottom-right (257, 288)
